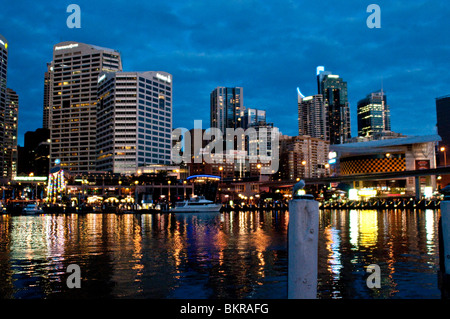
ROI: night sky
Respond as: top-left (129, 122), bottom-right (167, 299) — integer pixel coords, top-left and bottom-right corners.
top-left (1, 0), bottom-right (449, 146)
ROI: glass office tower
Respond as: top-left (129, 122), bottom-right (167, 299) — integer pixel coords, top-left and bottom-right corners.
top-left (317, 67), bottom-right (351, 144)
top-left (210, 87), bottom-right (243, 132)
top-left (357, 90), bottom-right (390, 137)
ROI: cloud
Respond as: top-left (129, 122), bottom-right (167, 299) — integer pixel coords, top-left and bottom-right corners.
top-left (2, 0), bottom-right (449, 146)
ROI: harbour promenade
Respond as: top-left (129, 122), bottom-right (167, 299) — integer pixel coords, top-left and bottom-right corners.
top-left (2, 197), bottom-right (442, 215)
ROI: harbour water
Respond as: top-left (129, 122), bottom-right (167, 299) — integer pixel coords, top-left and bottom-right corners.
top-left (0, 209), bottom-right (441, 299)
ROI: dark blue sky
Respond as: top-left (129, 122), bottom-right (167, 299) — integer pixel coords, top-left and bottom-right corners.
top-left (1, 0), bottom-right (449, 146)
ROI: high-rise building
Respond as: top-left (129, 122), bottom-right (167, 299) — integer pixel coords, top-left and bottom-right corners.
top-left (4, 88), bottom-right (18, 179)
top-left (43, 62), bottom-right (51, 129)
top-left (48, 41), bottom-right (122, 173)
top-left (357, 90), bottom-right (390, 137)
top-left (436, 95), bottom-right (450, 169)
top-left (277, 134), bottom-right (329, 180)
top-left (0, 34), bottom-right (8, 180)
top-left (317, 67), bottom-right (351, 144)
top-left (242, 108), bottom-right (266, 129)
top-left (17, 128), bottom-right (50, 177)
top-left (297, 90), bottom-right (327, 141)
top-left (210, 87), bottom-right (243, 132)
top-left (96, 71), bottom-right (172, 174)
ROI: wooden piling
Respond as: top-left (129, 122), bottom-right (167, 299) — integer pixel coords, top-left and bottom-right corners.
top-left (288, 197), bottom-right (319, 299)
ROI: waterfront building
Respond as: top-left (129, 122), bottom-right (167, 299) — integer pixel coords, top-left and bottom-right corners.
top-left (317, 67), bottom-right (351, 144)
top-left (96, 71), bottom-right (172, 174)
top-left (48, 41), bottom-right (123, 173)
top-left (330, 134), bottom-right (440, 197)
top-left (357, 90), bottom-right (390, 137)
top-left (347, 130), bottom-right (406, 143)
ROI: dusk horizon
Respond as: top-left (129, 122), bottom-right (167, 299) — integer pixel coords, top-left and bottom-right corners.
top-left (1, 0), bottom-right (448, 146)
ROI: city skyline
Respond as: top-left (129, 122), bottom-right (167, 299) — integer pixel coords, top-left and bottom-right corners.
top-left (1, 1), bottom-right (449, 147)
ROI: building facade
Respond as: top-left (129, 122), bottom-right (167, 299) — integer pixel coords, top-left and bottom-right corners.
top-left (4, 88), bottom-right (18, 179)
top-left (317, 67), bottom-right (351, 144)
top-left (48, 41), bottom-right (123, 173)
top-left (0, 34), bottom-right (8, 180)
top-left (298, 93), bottom-right (327, 141)
top-left (436, 95), bottom-right (450, 165)
top-left (96, 71), bottom-right (172, 174)
top-left (0, 35), bottom-right (18, 181)
top-left (43, 62), bottom-right (51, 129)
top-left (210, 87), bottom-right (243, 133)
top-left (278, 134), bottom-right (330, 180)
top-left (330, 135), bottom-right (440, 196)
top-left (17, 128), bottom-right (50, 177)
top-left (242, 108), bottom-right (266, 129)
top-left (357, 90), bottom-right (390, 137)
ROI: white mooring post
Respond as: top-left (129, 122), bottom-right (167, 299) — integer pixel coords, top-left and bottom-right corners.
top-left (288, 180), bottom-right (319, 299)
top-left (440, 187), bottom-right (450, 297)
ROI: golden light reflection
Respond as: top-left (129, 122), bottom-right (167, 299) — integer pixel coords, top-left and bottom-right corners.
top-left (358, 210), bottom-right (378, 247)
top-left (324, 225), bottom-right (342, 280)
top-left (425, 209), bottom-right (436, 255)
top-left (253, 225), bottom-right (270, 278)
top-left (349, 210), bottom-right (359, 248)
top-left (172, 220), bottom-right (185, 270)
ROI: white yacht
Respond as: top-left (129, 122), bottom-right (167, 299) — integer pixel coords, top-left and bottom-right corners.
top-left (22, 203), bottom-right (44, 214)
top-left (171, 196), bottom-right (222, 212)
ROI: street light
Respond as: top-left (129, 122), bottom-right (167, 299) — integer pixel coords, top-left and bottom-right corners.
top-left (301, 160), bottom-right (307, 178)
top-left (168, 180), bottom-right (171, 204)
top-left (134, 180), bottom-right (139, 206)
top-left (441, 146), bottom-right (447, 167)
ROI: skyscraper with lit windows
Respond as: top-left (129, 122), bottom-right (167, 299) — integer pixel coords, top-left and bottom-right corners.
top-left (357, 90), bottom-right (390, 137)
top-left (48, 41), bottom-right (122, 173)
top-left (0, 34), bottom-right (18, 180)
top-left (4, 88), bottom-right (18, 179)
top-left (210, 87), bottom-right (243, 132)
top-left (0, 34), bottom-right (8, 179)
top-left (96, 71), bottom-right (173, 174)
top-left (317, 67), bottom-right (351, 144)
top-left (297, 90), bottom-right (327, 141)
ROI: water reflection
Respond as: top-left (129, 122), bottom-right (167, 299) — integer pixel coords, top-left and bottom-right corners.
top-left (0, 209), bottom-right (441, 299)
top-left (318, 209), bottom-right (440, 299)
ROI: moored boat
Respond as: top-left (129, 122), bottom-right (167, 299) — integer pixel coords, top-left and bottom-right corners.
top-left (22, 203), bottom-right (44, 214)
top-left (171, 196), bottom-right (222, 212)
